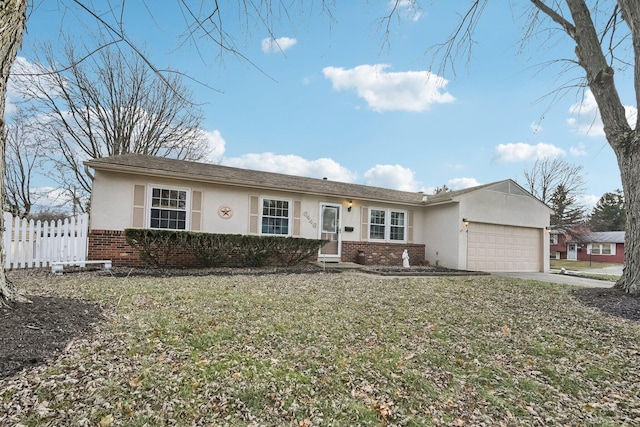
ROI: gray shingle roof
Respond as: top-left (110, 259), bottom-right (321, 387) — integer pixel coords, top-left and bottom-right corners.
top-left (424, 179), bottom-right (547, 208)
top-left (85, 154), bottom-right (428, 205)
top-left (581, 231), bottom-right (625, 243)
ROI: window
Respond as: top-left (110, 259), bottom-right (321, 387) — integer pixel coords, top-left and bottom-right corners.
top-left (370, 209), bottom-right (386, 240)
top-left (369, 208), bottom-right (407, 242)
top-left (261, 198), bottom-right (290, 235)
top-left (390, 211), bottom-right (405, 241)
top-left (150, 187), bottom-right (188, 230)
top-left (550, 234), bottom-right (558, 245)
top-left (589, 243), bottom-right (615, 256)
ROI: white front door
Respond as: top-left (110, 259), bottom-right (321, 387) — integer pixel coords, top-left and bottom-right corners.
top-left (567, 243), bottom-right (577, 260)
top-left (319, 203), bottom-right (341, 259)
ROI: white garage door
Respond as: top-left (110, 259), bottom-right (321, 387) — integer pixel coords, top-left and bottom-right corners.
top-left (467, 223), bottom-right (542, 272)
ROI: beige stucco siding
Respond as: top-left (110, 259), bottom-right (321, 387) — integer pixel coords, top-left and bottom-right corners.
top-left (90, 170), bottom-right (138, 231)
top-left (458, 189), bottom-right (549, 228)
top-left (423, 203), bottom-right (461, 269)
top-left (90, 170), bottom-right (425, 245)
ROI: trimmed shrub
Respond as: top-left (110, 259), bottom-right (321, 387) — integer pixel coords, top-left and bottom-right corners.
top-left (180, 232), bottom-right (240, 267)
top-left (125, 229), bottom-right (180, 268)
top-left (125, 229), bottom-right (326, 268)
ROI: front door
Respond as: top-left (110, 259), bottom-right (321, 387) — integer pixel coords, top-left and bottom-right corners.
top-left (319, 203), bottom-right (341, 259)
top-left (567, 243), bottom-right (577, 260)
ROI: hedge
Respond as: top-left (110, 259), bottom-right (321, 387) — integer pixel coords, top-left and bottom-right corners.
top-left (125, 229), bottom-right (327, 268)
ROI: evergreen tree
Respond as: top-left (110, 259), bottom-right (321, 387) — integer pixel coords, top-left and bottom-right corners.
top-left (590, 190), bottom-right (625, 231)
top-left (550, 184), bottom-right (586, 231)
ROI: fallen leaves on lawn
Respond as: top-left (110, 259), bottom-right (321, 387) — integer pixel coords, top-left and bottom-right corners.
top-left (1, 271), bottom-right (639, 426)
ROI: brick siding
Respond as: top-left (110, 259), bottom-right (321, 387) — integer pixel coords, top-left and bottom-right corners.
top-left (88, 230), bottom-right (199, 268)
top-left (341, 242), bottom-right (426, 266)
top-left (90, 230), bottom-right (427, 268)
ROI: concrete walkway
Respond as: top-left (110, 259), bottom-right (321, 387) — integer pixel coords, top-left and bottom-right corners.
top-left (494, 271), bottom-right (616, 288)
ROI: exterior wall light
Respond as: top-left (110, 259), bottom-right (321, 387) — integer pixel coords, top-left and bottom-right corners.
top-left (462, 218), bottom-right (469, 227)
top-left (348, 200), bottom-right (353, 212)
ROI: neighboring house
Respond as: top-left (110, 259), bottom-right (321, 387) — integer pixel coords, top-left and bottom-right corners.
top-left (550, 230), bottom-right (625, 264)
top-left (550, 230), bottom-right (572, 260)
top-left (85, 154), bottom-right (552, 272)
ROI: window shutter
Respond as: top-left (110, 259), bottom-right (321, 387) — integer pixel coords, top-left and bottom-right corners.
top-left (293, 200), bottom-right (301, 236)
top-left (191, 190), bottom-right (202, 232)
top-left (360, 207), bottom-right (369, 241)
top-left (249, 195), bottom-right (259, 234)
top-left (132, 184), bottom-right (146, 228)
top-left (407, 211), bottom-right (414, 243)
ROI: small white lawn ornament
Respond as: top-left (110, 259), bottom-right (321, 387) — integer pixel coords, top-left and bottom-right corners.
top-left (402, 249), bottom-right (410, 268)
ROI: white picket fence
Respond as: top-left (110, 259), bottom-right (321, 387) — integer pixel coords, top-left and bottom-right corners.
top-left (3, 212), bottom-right (89, 269)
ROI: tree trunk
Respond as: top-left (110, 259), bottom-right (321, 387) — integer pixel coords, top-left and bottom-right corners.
top-left (561, 0), bottom-right (640, 294)
top-left (0, 0), bottom-right (27, 305)
top-left (616, 150), bottom-right (640, 293)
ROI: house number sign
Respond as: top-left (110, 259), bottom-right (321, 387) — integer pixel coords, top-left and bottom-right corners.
top-left (303, 211), bottom-right (317, 229)
top-left (218, 205), bottom-right (233, 219)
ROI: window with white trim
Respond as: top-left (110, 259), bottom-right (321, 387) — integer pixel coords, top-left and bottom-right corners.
top-left (588, 243), bottom-right (616, 256)
top-left (261, 198), bottom-right (291, 235)
top-left (149, 187), bottom-right (188, 230)
top-left (550, 234), bottom-right (558, 245)
top-left (369, 208), bottom-right (407, 242)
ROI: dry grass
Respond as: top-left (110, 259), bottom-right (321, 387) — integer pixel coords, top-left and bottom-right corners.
top-left (2, 271), bottom-right (639, 426)
top-left (550, 260), bottom-right (621, 271)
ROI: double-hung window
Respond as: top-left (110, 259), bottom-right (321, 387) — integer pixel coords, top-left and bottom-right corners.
top-left (589, 243), bottom-right (615, 255)
top-left (369, 208), bottom-right (407, 242)
top-left (261, 198), bottom-right (291, 235)
top-left (149, 187), bottom-right (188, 230)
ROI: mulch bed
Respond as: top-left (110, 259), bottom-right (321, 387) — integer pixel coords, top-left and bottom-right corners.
top-left (571, 286), bottom-right (640, 322)
top-left (1, 268), bottom-right (638, 380)
top-left (0, 295), bottom-right (104, 380)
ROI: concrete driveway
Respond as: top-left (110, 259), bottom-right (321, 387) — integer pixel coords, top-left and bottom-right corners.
top-left (494, 269), bottom-right (618, 288)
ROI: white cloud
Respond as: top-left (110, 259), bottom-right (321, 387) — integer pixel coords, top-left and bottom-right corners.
top-left (567, 89), bottom-right (637, 137)
top-left (261, 37), bottom-right (297, 53)
top-left (579, 194), bottom-right (600, 209)
top-left (9, 56), bottom-right (61, 97)
top-left (322, 64), bottom-right (455, 112)
top-left (570, 142), bottom-right (587, 157)
top-left (394, 0), bottom-right (422, 21)
top-left (530, 121), bottom-right (543, 134)
top-left (30, 186), bottom-right (82, 214)
top-left (222, 152), bottom-right (357, 183)
top-left (363, 164), bottom-right (421, 191)
top-left (447, 177), bottom-right (480, 190)
top-left (493, 142), bottom-right (565, 163)
top-left (201, 130), bottom-right (226, 162)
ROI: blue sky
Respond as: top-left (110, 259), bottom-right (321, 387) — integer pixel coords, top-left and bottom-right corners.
top-left (11, 1), bottom-right (637, 209)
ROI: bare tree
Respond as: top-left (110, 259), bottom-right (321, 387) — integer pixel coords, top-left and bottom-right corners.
top-left (3, 108), bottom-right (45, 217)
top-left (11, 42), bottom-right (209, 210)
top-left (522, 158), bottom-right (586, 206)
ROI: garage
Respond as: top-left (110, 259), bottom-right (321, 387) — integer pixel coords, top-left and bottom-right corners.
top-left (467, 222), bottom-right (542, 272)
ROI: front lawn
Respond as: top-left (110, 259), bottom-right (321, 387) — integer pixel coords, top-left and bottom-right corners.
top-left (2, 271), bottom-right (639, 426)
top-left (550, 259), bottom-right (621, 271)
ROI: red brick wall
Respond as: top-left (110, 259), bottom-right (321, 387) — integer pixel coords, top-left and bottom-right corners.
top-left (577, 243), bottom-right (625, 264)
top-left (88, 230), bottom-right (199, 268)
top-left (90, 231), bottom-right (427, 268)
top-left (341, 242), bottom-right (426, 266)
